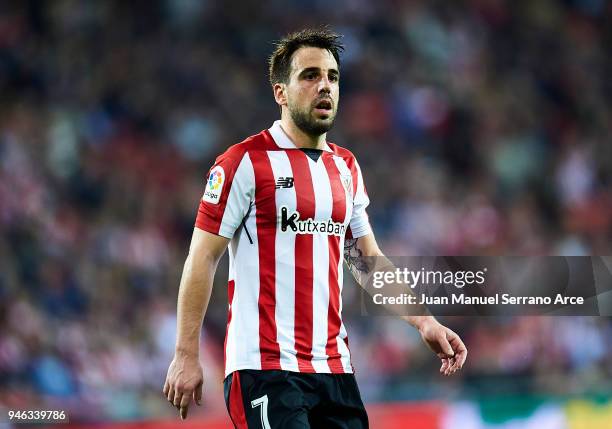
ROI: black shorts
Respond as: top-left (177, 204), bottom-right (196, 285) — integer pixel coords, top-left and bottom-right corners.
top-left (223, 369), bottom-right (369, 429)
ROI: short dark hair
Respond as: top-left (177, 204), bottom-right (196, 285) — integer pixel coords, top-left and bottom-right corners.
top-left (268, 28), bottom-right (344, 86)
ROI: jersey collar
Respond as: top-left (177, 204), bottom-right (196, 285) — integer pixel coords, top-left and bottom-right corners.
top-left (268, 120), bottom-right (333, 152)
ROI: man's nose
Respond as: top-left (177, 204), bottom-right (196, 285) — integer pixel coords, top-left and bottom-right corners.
top-left (318, 76), bottom-right (332, 94)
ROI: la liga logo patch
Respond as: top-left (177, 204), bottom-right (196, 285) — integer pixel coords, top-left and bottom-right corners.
top-left (203, 165), bottom-right (225, 204)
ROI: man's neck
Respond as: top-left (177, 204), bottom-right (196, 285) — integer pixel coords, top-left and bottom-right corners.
top-left (279, 115), bottom-right (327, 150)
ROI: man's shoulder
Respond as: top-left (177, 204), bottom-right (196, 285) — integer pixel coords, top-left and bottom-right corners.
top-left (215, 129), bottom-right (277, 164)
top-left (327, 142), bottom-right (358, 166)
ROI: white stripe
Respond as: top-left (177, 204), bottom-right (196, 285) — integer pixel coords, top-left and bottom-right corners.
top-left (336, 232), bottom-right (352, 372)
top-left (337, 323), bottom-right (352, 372)
top-left (309, 158), bottom-right (332, 373)
top-left (267, 151), bottom-right (299, 371)
top-left (349, 159), bottom-right (371, 238)
top-left (333, 155), bottom-right (354, 227)
top-left (225, 154), bottom-right (261, 377)
top-left (225, 244), bottom-right (237, 374)
top-left (336, 232), bottom-right (352, 373)
top-left (219, 152), bottom-right (255, 238)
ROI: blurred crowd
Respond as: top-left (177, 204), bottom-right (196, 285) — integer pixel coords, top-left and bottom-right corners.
top-left (0, 0), bottom-right (611, 422)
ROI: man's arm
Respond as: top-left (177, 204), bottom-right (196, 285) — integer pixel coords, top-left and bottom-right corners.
top-left (163, 228), bottom-right (230, 419)
top-left (344, 233), bottom-right (467, 376)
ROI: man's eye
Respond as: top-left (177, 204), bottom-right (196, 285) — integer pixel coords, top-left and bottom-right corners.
top-left (305, 74), bottom-right (316, 80)
top-left (330, 75), bottom-right (339, 82)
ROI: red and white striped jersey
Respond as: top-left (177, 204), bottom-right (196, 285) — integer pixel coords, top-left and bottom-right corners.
top-left (195, 121), bottom-right (371, 377)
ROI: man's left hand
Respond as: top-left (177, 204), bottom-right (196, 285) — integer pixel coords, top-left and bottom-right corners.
top-left (418, 319), bottom-right (468, 376)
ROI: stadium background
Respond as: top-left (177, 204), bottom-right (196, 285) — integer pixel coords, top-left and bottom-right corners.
top-left (0, 0), bottom-right (611, 428)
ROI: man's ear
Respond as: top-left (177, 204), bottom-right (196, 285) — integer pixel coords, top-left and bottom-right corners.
top-left (273, 83), bottom-right (287, 106)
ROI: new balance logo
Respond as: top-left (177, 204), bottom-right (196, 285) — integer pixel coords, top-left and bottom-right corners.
top-left (275, 177), bottom-right (294, 189)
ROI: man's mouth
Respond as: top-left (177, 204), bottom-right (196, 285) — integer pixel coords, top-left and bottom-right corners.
top-left (313, 99), bottom-right (333, 114)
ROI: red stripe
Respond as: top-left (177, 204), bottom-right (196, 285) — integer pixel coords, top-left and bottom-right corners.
top-left (250, 149), bottom-right (281, 369)
top-left (286, 150), bottom-right (316, 372)
top-left (228, 372), bottom-right (247, 428)
top-left (339, 152), bottom-right (359, 369)
top-left (322, 154), bottom-right (346, 373)
top-left (223, 280), bottom-right (235, 369)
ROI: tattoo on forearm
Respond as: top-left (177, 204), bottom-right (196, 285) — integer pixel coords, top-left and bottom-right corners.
top-left (344, 238), bottom-right (370, 283)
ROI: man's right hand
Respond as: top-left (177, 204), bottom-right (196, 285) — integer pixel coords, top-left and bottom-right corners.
top-left (163, 352), bottom-right (204, 420)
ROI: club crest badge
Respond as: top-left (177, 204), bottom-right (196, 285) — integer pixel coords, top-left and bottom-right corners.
top-left (340, 173), bottom-right (352, 195)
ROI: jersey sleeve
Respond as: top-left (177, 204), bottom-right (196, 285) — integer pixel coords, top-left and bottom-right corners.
top-left (348, 158), bottom-right (372, 239)
top-left (195, 149), bottom-right (254, 239)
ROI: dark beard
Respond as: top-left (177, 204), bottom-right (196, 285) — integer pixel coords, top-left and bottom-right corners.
top-left (289, 105), bottom-right (335, 137)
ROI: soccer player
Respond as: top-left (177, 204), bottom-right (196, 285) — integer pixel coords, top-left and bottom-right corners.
top-left (163, 28), bottom-right (467, 428)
